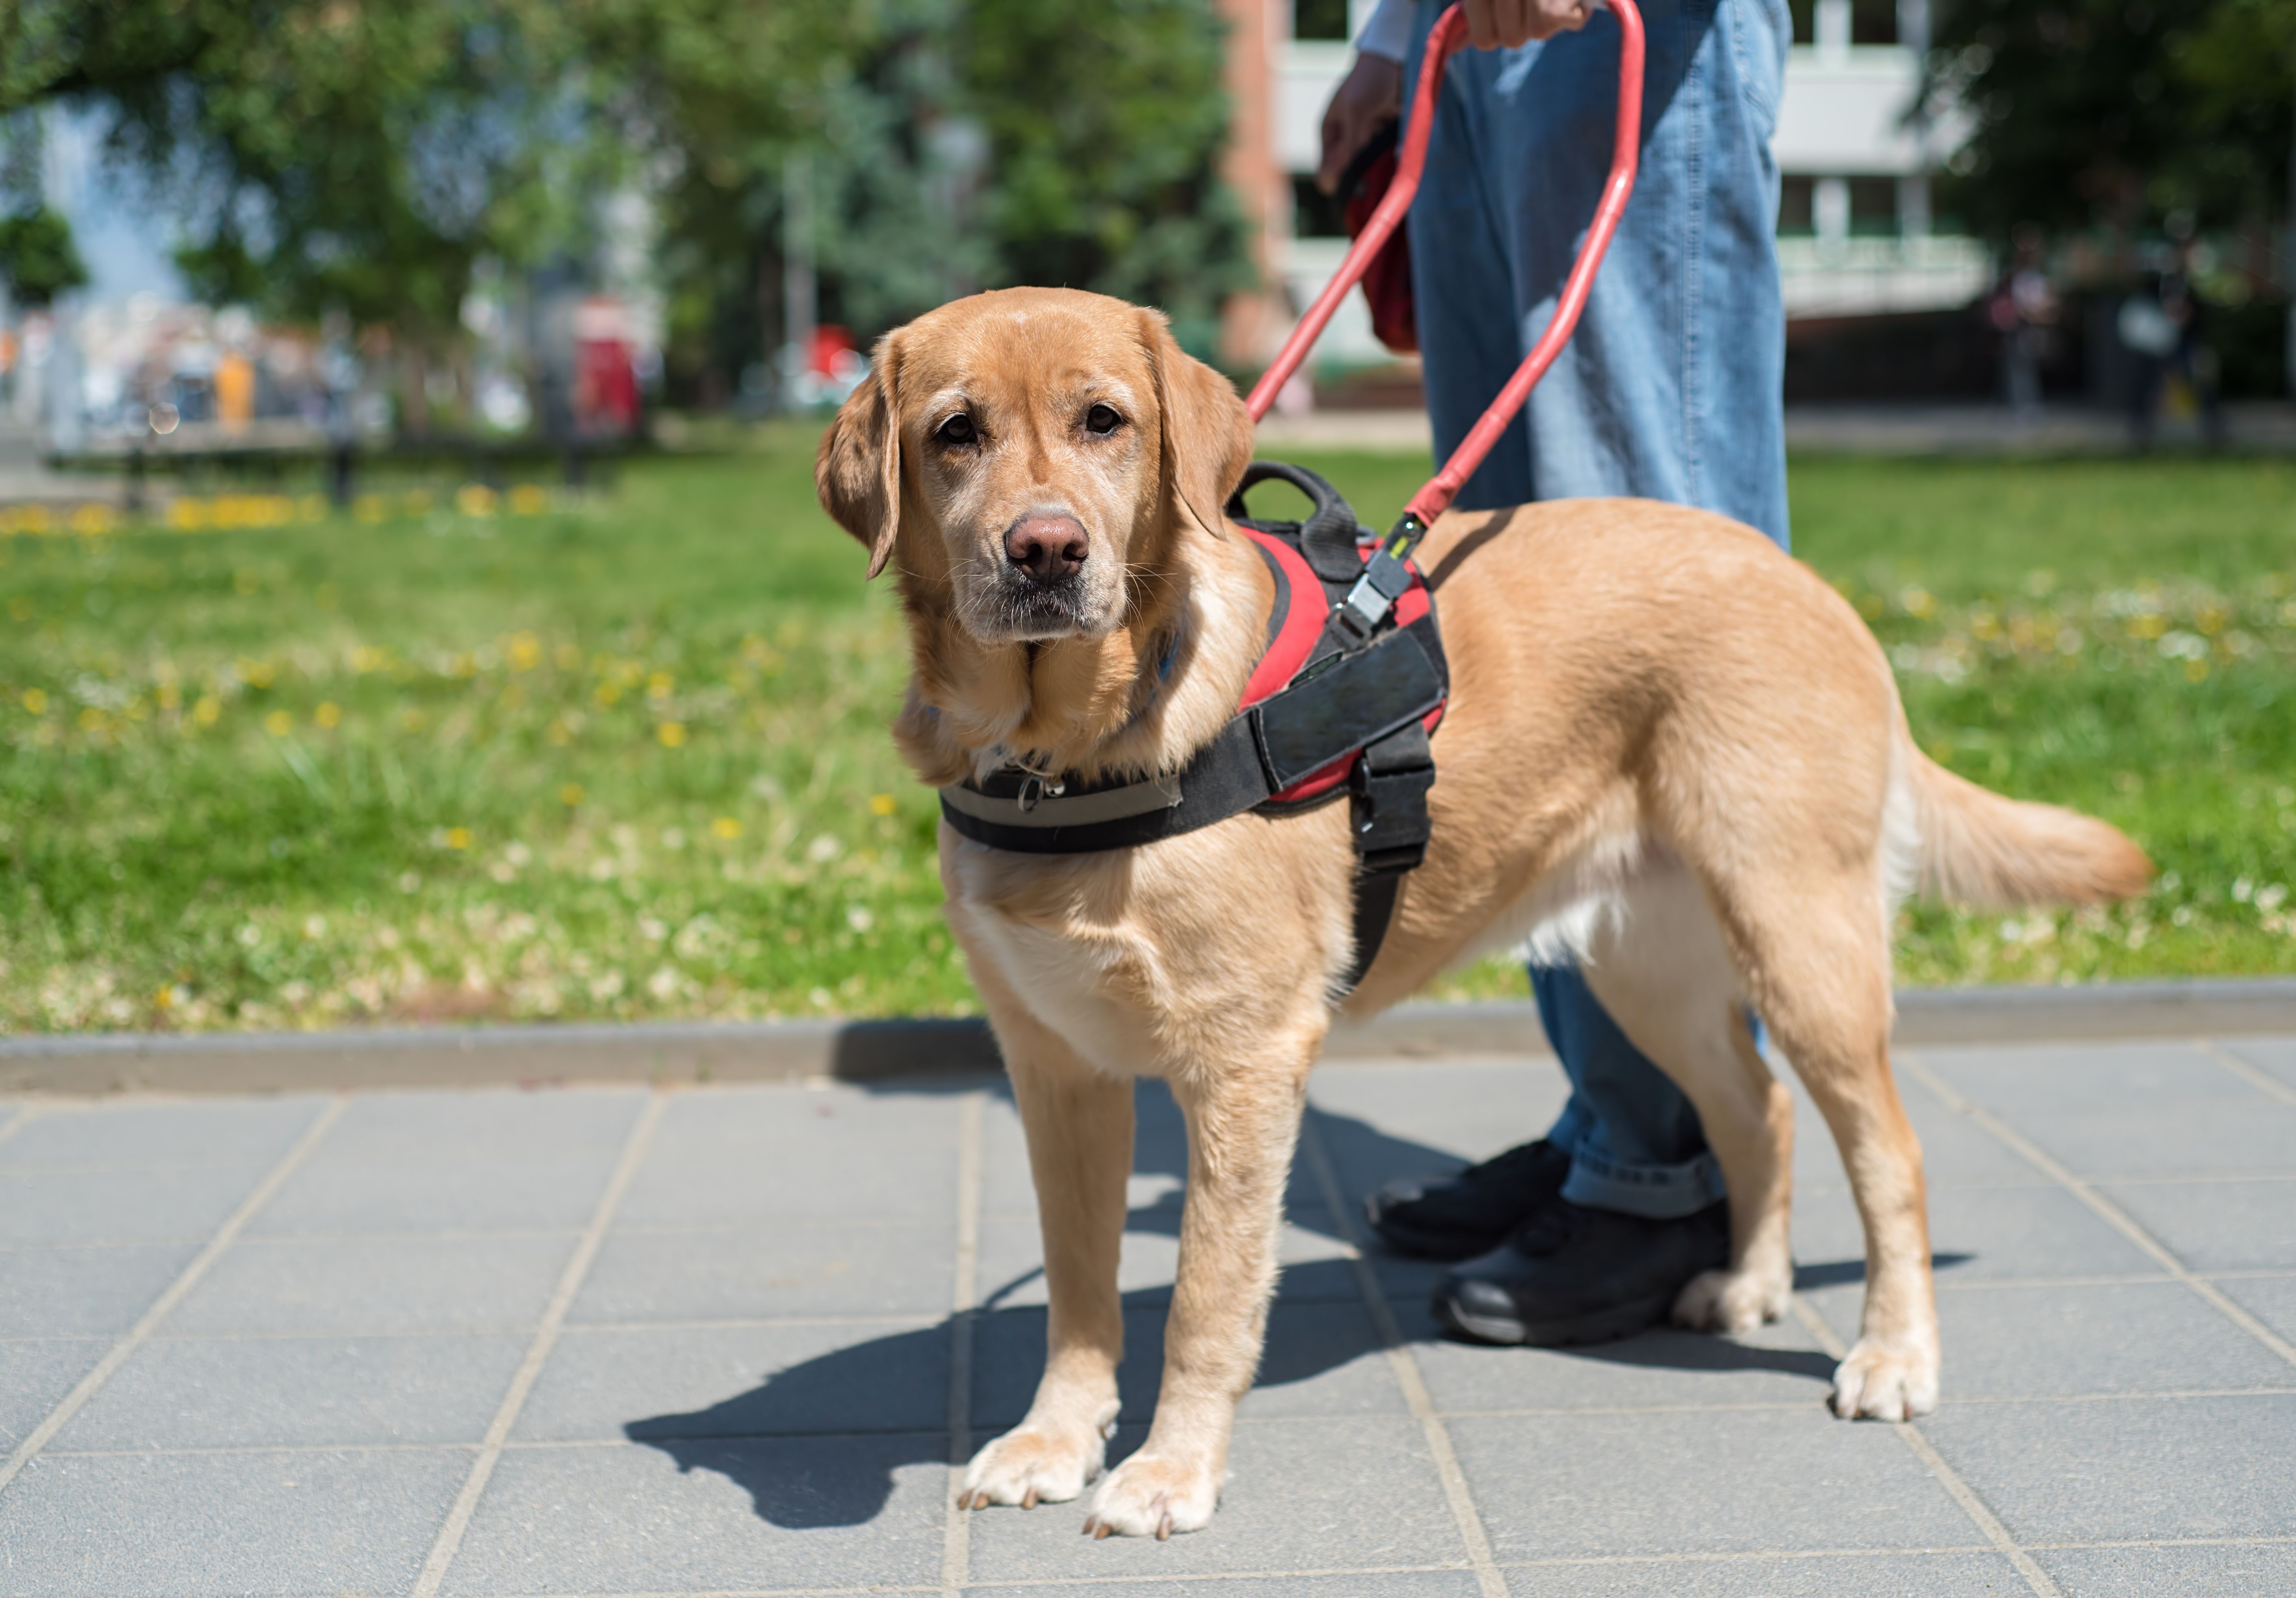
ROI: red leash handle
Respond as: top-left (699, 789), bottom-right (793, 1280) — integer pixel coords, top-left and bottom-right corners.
top-left (1244, 0), bottom-right (1646, 532)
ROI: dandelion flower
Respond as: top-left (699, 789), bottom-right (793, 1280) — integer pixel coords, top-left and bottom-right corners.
top-left (265, 710), bottom-right (293, 736)
top-left (559, 783), bottom-right (585, 806)
top-left (711, 816), bottom-right (743, 840)
top-left (647, 671), bottom-right (674, 701)
top-left (447, 827), bottom-right (473, 850)
top-left (20, 688), bottom-right (46, 715)
top-left (869, 793), bottom-right (897, 816)
top-left (315, 702), bottom-right (342, 729)
top-left (455, 484), bottom-right (499, 518)
top-left (158, 682), bottom-right (181, 710)
top-left (2184, 659), bottom-right (2209, 682)
top-left (510, 484), bottom-right (549, 516)
top-left (657, 721), bottom-right (687, 748)
top-left (193, 695), bottom-right (221, 727)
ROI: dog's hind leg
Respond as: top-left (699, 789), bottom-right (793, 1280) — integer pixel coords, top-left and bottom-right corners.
top-left (1724, 871), bottom-right (1939, 1420)
top-left (1576, 864), bottom-right (1797, 1334)
top-left (1081, 1021), bottom-right (1323, 1539)
top-left (959, 974), bottom-right (1134, 1511)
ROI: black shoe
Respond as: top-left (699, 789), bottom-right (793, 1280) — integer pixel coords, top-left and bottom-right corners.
top-left (1432, 1197), bottom-right (1730, 1347)
top-left (1364, 1139), bottom-right (1571, 1261)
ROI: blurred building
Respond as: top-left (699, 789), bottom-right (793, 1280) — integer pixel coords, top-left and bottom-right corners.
top-left (1226, 0), bottom-right (1981, 372)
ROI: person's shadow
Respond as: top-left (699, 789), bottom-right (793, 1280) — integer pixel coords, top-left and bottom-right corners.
top-left (624, 1078), bottom-right (1966, 1529)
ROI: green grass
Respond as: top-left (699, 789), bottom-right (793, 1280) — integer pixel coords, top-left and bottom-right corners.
top-left (2, 445), bottom-right (2291, 1032)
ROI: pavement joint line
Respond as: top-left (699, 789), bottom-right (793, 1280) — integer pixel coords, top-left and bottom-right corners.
top-left (2198, 1037), bottom-right (2296, 1108)
top-left (1428, 1384), bottom-right (2296, 1420)
top-left (942, 1090), bottom-right (984, 1598)
top-left (0, 1103), bottom-right (39, 1149)
top-left (0, 1094), bottom-right (345, 1498)
top-left (410, 1089), bottom-right (668, 1598)
top-left (1493, 1545), bottom-right (1995, 1569)
top-left (960, 1565), bottom-right (1474, 1590)
top-left (565, 1314), bottom-right (945, 1332)
top-left (1787, 1294), bottom-right (2062, 1598)
top-left (1901, 1053), bottom-right (2296, 1373)
top-left (1300, 1105), bottom-right (1510, 1598)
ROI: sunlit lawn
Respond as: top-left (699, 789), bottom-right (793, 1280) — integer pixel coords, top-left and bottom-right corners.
top-left (2, 439), bottom-right (2291, 1033)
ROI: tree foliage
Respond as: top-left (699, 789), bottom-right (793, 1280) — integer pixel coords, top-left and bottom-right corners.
top-left (0, 0), bottom-right (1253, 397)
top-left (1931, 0), bottom-right (2296, 241)
top-left (0, 206), bottom-right (89, 305)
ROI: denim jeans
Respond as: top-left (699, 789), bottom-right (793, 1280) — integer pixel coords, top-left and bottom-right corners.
top-left (1404, 0), bottom-right (1791, 1219)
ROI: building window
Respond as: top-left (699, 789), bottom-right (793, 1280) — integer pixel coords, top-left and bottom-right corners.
top-left (1292, 174), bottom-right (1349, 239)
top-left (1793, 0), bottom-right (1902, 45)
top-left (1778, 176), bottom-right (1815, 237)
top-left (1851, 0), bottom-right (1897, 43)
top-left (1849, 176), bottom-right (1899, 237)
top-left (1789, 0), bottom-right (1815, 43)
top-left (1293, 0), bottom-right (1350, 41)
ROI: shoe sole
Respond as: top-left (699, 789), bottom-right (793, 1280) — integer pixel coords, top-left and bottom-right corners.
top-left (1433, 1287), bottom-right (1675, 1348)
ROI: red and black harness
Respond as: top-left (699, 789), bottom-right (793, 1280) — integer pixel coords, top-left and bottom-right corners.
top-left (938, 464), bottom-right (1446, 992)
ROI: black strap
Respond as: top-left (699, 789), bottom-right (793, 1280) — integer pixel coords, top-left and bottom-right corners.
top-left (1341, 719), bottom-right (1436, 991)
top-left (939, 613), bottom-right (1446, 854)
top-left (1225, 460), bottom-right (1369, 583)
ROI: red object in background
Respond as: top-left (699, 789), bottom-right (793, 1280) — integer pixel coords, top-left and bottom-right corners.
top-left (574, 296), bottom-right (640, 436)
top-left (1342, 130), bottom-right (1418, 356)
top-left (809, 325), bottom-right (857, 379)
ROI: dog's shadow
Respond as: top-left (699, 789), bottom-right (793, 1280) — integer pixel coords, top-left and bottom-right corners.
top-left (625, 1082), bottom-right (1970, 1530)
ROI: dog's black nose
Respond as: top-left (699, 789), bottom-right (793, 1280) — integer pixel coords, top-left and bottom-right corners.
top-left (1005, 515), bottom-right (1087, 583)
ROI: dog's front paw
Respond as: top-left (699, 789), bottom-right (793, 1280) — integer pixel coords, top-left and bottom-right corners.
top-left (1830, 1337), bottom-right (1939, 1420)
top-left (959, 1422), bottom-right (1107, 1511)
top-left (1080, 1449), bottom-right (1220, 1540)
top-left (1671, 1266), bottom-right (1790, 1335)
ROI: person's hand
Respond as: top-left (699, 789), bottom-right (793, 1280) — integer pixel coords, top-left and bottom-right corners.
top-left (1462, 0), bottom-right (1596, 49)
top-left (1316, 52), bottom-right (1403, 195)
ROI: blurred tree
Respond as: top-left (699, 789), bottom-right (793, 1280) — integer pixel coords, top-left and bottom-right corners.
top-left (0, 0), bottom-right (603, 431)
top-left (1930, 0), bottom-right (2294, 241)
top-left (964, 0), bottom-right (1252, 356)
top-left (0, 206), bottom-right (89, 307)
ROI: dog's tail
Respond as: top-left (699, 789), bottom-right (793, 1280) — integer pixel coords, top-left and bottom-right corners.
top-left (1902, 736), bottom-right (2152, 908)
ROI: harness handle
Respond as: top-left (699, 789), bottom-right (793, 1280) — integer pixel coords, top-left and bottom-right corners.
top-left (1225, 460), bottom-right (1368, 583)
top-left (1244, 0), bottom-right (1646, 541)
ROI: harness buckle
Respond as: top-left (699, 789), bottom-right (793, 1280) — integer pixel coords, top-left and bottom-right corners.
top-left (1350, 721), bottom-right (1435, 875)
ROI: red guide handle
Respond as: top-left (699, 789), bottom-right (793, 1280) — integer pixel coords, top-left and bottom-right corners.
top-left (1244, 0), bottom-right (1645, 530)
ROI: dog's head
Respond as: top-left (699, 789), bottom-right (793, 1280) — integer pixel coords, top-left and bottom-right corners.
top-left (815, 288), bottom-right (1253, 644)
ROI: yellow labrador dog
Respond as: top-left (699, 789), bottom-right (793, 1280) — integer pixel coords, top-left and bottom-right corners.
top-left (815, 286), bottom-right (2149, 1539)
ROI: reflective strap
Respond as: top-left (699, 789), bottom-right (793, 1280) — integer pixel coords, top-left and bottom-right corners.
top-left (939, 772), bottom-right (1184, 829)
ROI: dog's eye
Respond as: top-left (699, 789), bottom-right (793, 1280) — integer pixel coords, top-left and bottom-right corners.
top-left (936, 413), bottom-right (978, 446)
top-left (1084, 404), bottom-right (1123, 436)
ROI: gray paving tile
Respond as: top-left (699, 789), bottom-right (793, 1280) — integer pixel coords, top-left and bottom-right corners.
top-left (167, 1233), bottom-right (572, 1335)
top-left (0, 1166), bottom-right (270, 1245)
top-left (1919, 1393), bottom-right (2296, 1542)
top-left (53, 1333), bottom-right (528, 1450)
top-left (1802, 1280), bottom-right (2294, 1398)
top-left (972, 1300), bottom-right (1401, 1432)
top-left (2099, 1179), bottom-right (2296, 1273)
top-left (2222, 1036), bottom-right (2296, 1095)
top-left (0, 1097), bottom-right (325, 1169)
top-left (246, 1155), bottom-right (616, 1235)
top-left (577, 1220), bottom-right (956, 1321)
top-left (1788, 1074), bottom-right (2051, 1193)
top-left (1791, 1183), bottom-right (2159, 1282)
top-left (2219, 1274), bottom-right (2296, 1346)
top-left (653, 1079), bottom-right (961, 1155)
top-left (0, 1244), bottom-right (197, 1336)
top-left (975, 1206), bottom-right (1359, 1309)
top-left (620, 1128), bottom-right (958, 1225)
top-left (1915, 1041), bottom-right (2296, 1177)
top-left (519, 1320), bottom-right (950, 1441)
top-left (1411, 1314), bottom-right (1837, 1418)
top-left (443, 1436), bottom-right (945, 1596)
top-left (963, 1415), bottom-right (1466, 1583)
top-left (1449, 1406), bottom-right (1976, 1559)
top-left (980, 1575), bottom-right (1483, 1597)
top-left (1500, 1551), bottom-right (2020, 1597)
top-left (0, 1339), bottom-right (104, 1449)
top-left (321, 1084), bottom-right (646, 1161)
top-left (2034, 1540), bottom-right (2296, 1596)
top-left (0, 1446), bottom-right (468, 1598)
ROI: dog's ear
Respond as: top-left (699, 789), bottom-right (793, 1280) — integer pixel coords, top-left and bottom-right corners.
top-left (815, 331), bottom-right (905, 578)
top-left (1139, 308), bottom-right (1253, 541)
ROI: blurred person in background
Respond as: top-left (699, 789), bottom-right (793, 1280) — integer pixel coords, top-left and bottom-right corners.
top-left (1317, 0), bottom-right (1791, 1347)
top-left (1988, 224), bottom-right (2058, 427)
top-left (2120, 237), bottom-right (2224, 452)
